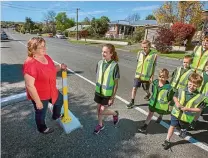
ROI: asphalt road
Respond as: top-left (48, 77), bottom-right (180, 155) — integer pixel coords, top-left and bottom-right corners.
top-left (1, 29), bottom-right (208, 158)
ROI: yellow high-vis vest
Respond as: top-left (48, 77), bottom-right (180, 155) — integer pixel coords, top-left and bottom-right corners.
top-left (135, 51), bottom-right (157, 81)
top-left (191, 46), bottom-right (208, 72)
top-left (95, 60), bottom-right (117, 97)
top-left (171, 89), bottom-right (206, 124)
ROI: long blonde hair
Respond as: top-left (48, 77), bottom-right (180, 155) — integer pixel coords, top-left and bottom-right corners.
top-left (103, 44), bottom-right (119, 62)
top-left (27, 37), bottom-right (45, 57)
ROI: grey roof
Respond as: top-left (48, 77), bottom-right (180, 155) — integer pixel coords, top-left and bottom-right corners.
top-left (66, 25), bottom-right (91, 32)
top-left (109, 20), bottom-right (157, 26)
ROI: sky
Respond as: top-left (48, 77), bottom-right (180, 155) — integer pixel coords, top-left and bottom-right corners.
top-left (1, 1), bottom-right (208, 23)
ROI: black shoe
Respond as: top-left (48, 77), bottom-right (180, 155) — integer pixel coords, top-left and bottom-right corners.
top-left (52, 114), bottom-right (64, 120)
top-left (144, 93), bottom-right (151, 101)
top-left (155, 115), bottom-right (163, 123)
top-left (189, 121), bottom-right (197, 130)
top-left (41, 128), bottom-right (54, 134)
top-left (162, 140), bottom-right (171, 150)
top-left (126, 102), bottom-right (134, 109)
top-left (179, 129), bottom-right (187, 138)
top-left (138, 124), bottom-right (147, 133)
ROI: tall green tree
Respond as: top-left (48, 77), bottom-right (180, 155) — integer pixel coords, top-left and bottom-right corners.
top-left (24, 17), bottom-right (34, 33)
top-left (89, 16), bottom-right (110, 36)
top-left (55, 12), bottom-right (75, 32)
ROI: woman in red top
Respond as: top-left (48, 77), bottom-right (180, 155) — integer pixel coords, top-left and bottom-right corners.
top-left (23, 37), bottom-right (67, 134)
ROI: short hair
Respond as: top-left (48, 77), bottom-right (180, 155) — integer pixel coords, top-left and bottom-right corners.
top-left (27, 37), bottom-right (45, 57)
top-left (188, 73), bottom-right (203, 87)
top-left (159, 68), bottom-right (169, 78)
top-left (203, 35), bottom-right (208, 41)
top-left (141, 40), bottom-right (151, 47)
top-left (184, 55), bottom-right (193, 62)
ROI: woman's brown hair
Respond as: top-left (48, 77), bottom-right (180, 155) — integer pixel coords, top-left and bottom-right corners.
top-left (27, 37), bottom-right (45, 57)
top-left (103, 44), bottom-right (119, 62)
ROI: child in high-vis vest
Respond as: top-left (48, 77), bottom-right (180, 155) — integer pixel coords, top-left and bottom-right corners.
top-left (138, 68), bottom-right (173, 133)
top-left (189, 61), bottom-right (208, 129)
top-left (93, 44), bottom-right (120, 134)
top-left (162, 73), bottom-right (206, 150)
top-left (127, 40), bottom-right (157, 109)
top-left (170, 55), bottom-right (193, 91)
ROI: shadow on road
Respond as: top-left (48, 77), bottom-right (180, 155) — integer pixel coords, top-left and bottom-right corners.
top-left (1, 63), bottom-right (24, 84)
top-left (1, 92), bottom-right (146, 158)
top-left (0, 46), bottom-right (10, 48)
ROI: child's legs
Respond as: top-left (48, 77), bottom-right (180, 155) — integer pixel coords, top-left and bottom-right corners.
top-left (131, 87), bottom-right (138, 99)
top-left (97, 104), bottom-right (117, 126)
top-left (166, 126), bottom-right (175, 141)
top-left (166, 115), bottom-right (178, 141)
top-left (131, 78), bottom-right (141, 99)
top-left (145, 110), bottom-right (154, 125)
top-left (142, 82), bottom-right (150, 95)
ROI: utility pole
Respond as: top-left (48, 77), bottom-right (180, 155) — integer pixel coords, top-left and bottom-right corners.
top-left (76, 8), bottom-right (80, 40)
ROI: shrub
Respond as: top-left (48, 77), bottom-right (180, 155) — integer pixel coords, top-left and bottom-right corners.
top-left (154, 27), bottom-right (175, 53)
top-left (171, 22), bottom-right (195, 46)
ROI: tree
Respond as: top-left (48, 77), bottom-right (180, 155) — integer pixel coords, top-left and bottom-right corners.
top-left (55, 12), bottom-right (75, 32)
top-left (178, 1), bottom-right (204, 29)
top-left (125, 13), bottom-right (140, 22)
top-left (145, 14), bottom-right (156, 20)
top-left (171, 22), bottom-right (195, 46)
top-left (24, 17), bottom-right (34, 33)
top-left (89, 16), bottom-right (110, 36)
top-left (154, 2), bottom-right (178, 24)
top-left (43, 11), bottom-right (56, 34)
top-left (154, 1), bottom-right (204, 29)
top-left (154, 27), bottom-right (175, 53)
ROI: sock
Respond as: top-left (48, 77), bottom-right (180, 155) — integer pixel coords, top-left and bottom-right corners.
top-left (131, 99), bottom-right (134, 103)
top-left (145, 119), bottom-right (151, 125)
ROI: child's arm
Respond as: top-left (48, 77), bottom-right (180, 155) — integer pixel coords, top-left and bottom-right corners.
top-left (173, 96), bottom-right (183, 109)
top-left (181, 107), bottom-right (202, 113)
top-left (111, 79), bottom-right (118, 100)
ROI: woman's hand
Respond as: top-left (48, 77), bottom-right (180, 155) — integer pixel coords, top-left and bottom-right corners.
top-left (61, 63), bottom-right (67, 71)
top-left (108, 97), bottom-right (114, 106)
top-left (36, 101), bottom-right (43, 110)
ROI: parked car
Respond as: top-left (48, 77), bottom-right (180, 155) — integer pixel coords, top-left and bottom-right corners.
top-left (48, 33), bottom-right (53, 37)
top-left (1, 33), bottom-right (8, 40)
top-left (37, 33), bottom-right (42, 36)
top-left (55, 33), bottom-right (66, 39)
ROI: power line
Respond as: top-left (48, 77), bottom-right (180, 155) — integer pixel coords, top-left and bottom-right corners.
top-left (2, 3), bottom-right (76, 12)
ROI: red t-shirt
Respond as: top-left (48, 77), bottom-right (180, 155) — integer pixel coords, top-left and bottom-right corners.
top-left (23, 55), bottom-right (58, 104)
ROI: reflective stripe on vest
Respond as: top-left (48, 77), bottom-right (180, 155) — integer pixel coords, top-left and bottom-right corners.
top-left (170, 67), bottom-right (182, 88)
top-left (177, 69), bottom-right (194, 90)
top-left (95, 60), bottom-right (117, 96)
top-left (149, 81), bottom-right (171, 113)
top-left (171, 89), bottom-right (205, 123)
top-left (191, 46), bottom-right (208, 72)
top-left (135, 51), bottom-right (157, 81)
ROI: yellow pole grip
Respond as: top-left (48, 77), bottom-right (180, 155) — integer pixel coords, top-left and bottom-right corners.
top-left (61, 70), bottom-right (71, 123)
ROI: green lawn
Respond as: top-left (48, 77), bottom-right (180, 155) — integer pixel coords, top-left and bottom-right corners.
top-left (130, 48), bottom-right (186, 59)
top-left (69, 39), bottom-right (125, 49)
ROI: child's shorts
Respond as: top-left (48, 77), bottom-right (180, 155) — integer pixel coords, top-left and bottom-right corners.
top-left (170, 115), bottom-right (189, 129)
top-left (133, 78), bottom-right (150, 90)
top-left (94, 93), bottom-right (111, 106)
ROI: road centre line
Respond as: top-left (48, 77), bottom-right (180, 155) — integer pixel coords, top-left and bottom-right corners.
top-left (5, 32), bottom-right (208, 152)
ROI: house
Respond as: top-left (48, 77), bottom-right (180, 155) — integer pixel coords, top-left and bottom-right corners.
top-left (105, 20), bottom-right (157, 39)
top-left (66, 25), bottom-right (91, 32)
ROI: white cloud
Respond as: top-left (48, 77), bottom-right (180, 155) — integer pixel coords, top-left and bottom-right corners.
top-left (132, 5), bottom-right (160, 11)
